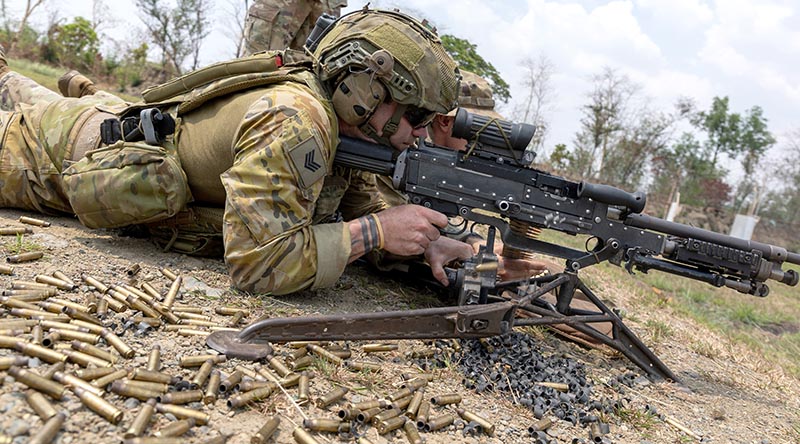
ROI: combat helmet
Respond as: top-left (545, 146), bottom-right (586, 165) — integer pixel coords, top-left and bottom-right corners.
top-left (309, 8), bottom-right (460, 145)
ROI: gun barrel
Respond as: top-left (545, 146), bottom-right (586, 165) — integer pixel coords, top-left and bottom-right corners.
top-left (334, 137), bottom-right (396, 176)
top-left (578, 182), bottom-right (646, 214)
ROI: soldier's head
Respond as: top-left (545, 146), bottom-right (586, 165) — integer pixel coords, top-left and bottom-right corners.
top-left (430, 70), bottom-right (504, 151)
top-left (310, 8), bottom-right (460, 150)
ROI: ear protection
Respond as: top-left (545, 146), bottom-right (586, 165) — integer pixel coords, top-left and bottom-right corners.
top-left (331, 50), bottom-right (395, 126)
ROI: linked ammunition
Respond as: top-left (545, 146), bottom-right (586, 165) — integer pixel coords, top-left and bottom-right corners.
top-left (163, 275), bottom-right (182, 308)
top-left (307, 344), bottom-right (342, 365)
top-left (252, 416), bottom-right (280, 444)
top-left (0, 264), bottom-right (13, 275)
top-left (28, 411), bottom-right (66, 444)
top-left (388, 387), bottom-right (414, 401)
top-left (63, 349), bottom-right (113, 368)
top-left (415, 401), bottom-right (430, 429)
top-left (132, 368), bottom-right (177, 384)
top-left (372, 408), bottom-right (402, 426)
top-left (424, 413), bottom-right (455, 432)
top-left (344, 360), bottom-right (383, 372)
top-left (180, 354), bottom-right (226, 368)
top-left (457, 408), bottom-right (495, 436)
top-left (376, 415), bottom-right (406, 435)
top-left (404, 419), bottom-right (423, 444)
top-left (16, 341), bottom-right (69, 363)
top-left (73, 385), bottom-right (124, 423)
top-left (0, 226), bottom-right (32, 235)
top-left (35, 275), bottom-right (75, 291)
top-left (156, 402), bottom-right (210, 425)
top-left (101, 329), bottom-right (135, 358)
top-left (405, 390), bottom-right (424, 419)
top-left (219, 370), bottom-right (243, 393)
top-left (27, 390), bottom-right (58, 420)
top-left (357, 407), bottom-right (381, 424)
top-left (268, 356), bottom-right (292, 377)
top-left (292, 427), bottom-right (320, 444)
top-left (76, 366), bottom-right (117, 381)
top-left (161, 268), bottom-right (178, 281)
top-left (154, 418), bottom-right (194, 437)
top-left (315, 386), bottom-right (348, 408)
top-left (0, 356), bottom-right (28, 370)
top-left (7, 251), bottom-right (43, 263)
top-left (430, 393), bottom-right (462, 406)
top-left (160, 390), bottom-right (203, 405)
top-left (351, 399), bottom-right (389, 411)
top-left (53, 371), bottom-right (104, 397)
top-left (191, 359), bottom-right (214, 389)
top-left (8, 366), bottom-right (66, 400)
top-left (124, 398), bottom-right (157, 439)
top-left (91, 368), bottom-right (128, 388)
top-left (19, 216), bottom-right (50, 227)
top-left (362, 343), bottom-right (399, 353)
top-left (227, 386), bottom-right (273, 408)
top-left (204, 370), bottom-right (220, 404)
top-left (110, 380), bottom-right (164, 400)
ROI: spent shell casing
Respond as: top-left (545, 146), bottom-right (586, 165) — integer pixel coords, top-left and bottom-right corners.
top-left (227, 386), bottom-right (273, 409)
top-left (204, 370), bottom-right (220, 404)
top-left (286, 341), bottom-right (323, 349)
top-left (19, 216), bottom-right (50, 227)
top-left (228, 310), bottom-right (245, 327)
top-left (10, 308), bottom-right (67, 321)
top-left (2, 296), bottom-right (40, 310)
top-left (131, 368), bottom-right (177, 384)
top-left (125, 263), bottom-right (142, 277)
top-left (180, 354), bottom-right (226, 368)
top-left (405, 390), bottom-right (425, 419)
top-left (161, 268), bottom-right (178, 281)
top-left (292, 427), bottom-right (320, 444)
top-left (268, 356), bottom-right (292, 377)
top-left (49, 328), bottom-right (99, 344)
top-left (81, 274), bottom-right (110, 294)
top-left (356, 407), bottom-right (381, 424)
top-left (0, 356), bottom-right (28, 370)
top-left (91, 368), bottom-right (129, 388)
top-left (288, 347), bottom-right (308, 360)
top-left (377, 416), bottom-right (406, 435)
top-left (160, 390), bottom-right (203, 405)
top-left (146, 345), bottom-right (161, 371)
top-left (191, 359), bottom-right (214, 389)
top-left (62, 307), bottom-right (102, 326)
top-left (155, 402), bottom-right (210, 424)
top-left (63, 349), bottom-right (113, 368)
top-left (415, 401), bottom-right (431, 429)
top-left (327, 348), bottom-right (352, 359)
top-left (16, 341), bottom-right (68, 363)
top-left (315, 386), bottom-right (348, 408)
top-left (307, 344), bottom-right (342, 365)
top-left (219, 370), bottom-right (243, 393)
top-left (73, 386), bottom-right (124, 424)
top-left (215, 306), bottom-right (250, 316)
top-left (238, 380), bottom-right (273, 392)
top-left (234, 365), bottom-right (259, 380)
top-left (344, 360), bottom-right (383, 372)
top-left (303, 418), bottom-right (343, 433)
top-left (351, 399), bottom-right (389, 411)
top-left (2, 289), bottom-right (53, 299)
top-left (391, 395), bottom-right (412, 411)
top-left (41, 362), bottom-right (65, 380)
top-left (7, 251), bottom-right (43, 263)
top-left (67, 320), bottom-right (104, 334)
top-left (8, 366), bottom-right (66, 400)
top-left (172, 305), bottom-right (203, 314)
top-left (401, 378), bottom-right (428, 391)
top-left (163, 275), bottom-right (182, 308)
top-left (35, 275), bottom-right (74, 291)
top-left (53, 371), bottom-right (105, 397)
top-left (337, 407), bottom-right (361, 421)
top-left (457, 408), bottom-right (495, 436)
top-left (297, 372), bottom-right (309, 402)
top-left (26, 390), bottom-right (58, 420)
top-left (110, 380), bottom-right (164, 400)
top-left (124, 398), bottom-right (157, 439)
top-left (120, 379), bottom-right (169, 393)
top-left (102, 296), bottom-right (127, 313)
top-left (96, 298), bottom-right (109, 318)
top-left (0, 335), bottom-right (19, 348)
top-left (101, 329), bottom-right (135, 358)
top-left (372, 408), bottom-right (402, 426)
top-left (154, 418), bottom-right (195, 437)
top-left (0, 264), bottom-right (13, 275)
top-left (430, 393), bottom-right (462, 406)
top-left (357, 438), bottom-right (375, 444)
top-left (388, 387), bottom-right (414, 401)
top-left (251, 416), bottom-right (280, 444)
top-left (362, 343), bottom-right (399, 353)
top-left (404, 418), bottom-right (423, 444)
top-left (72, 341), bottom-right (117, 363)
top-left (28, 411), bottom-right (66, 444)
top-left (0, 226), bottom-right (32, 235)
top-left (11, 281), bottom-right (53, 290)
top-left (52, 271), bottom-right (75, 287)
top-left (290, 355), bottom-right (314, 371)
top-left (140, 282), bottom-right (161, 300)
top-left (122, 438), bottom-right (184, 444)
top-left (76, 366), bottom-right (117, 381)
top-left (0, 328), bottom-right (26, 336)
top-left (424, 413), bottom-right (455, 432)
top-left (279, 372), bottom-right (301, 388)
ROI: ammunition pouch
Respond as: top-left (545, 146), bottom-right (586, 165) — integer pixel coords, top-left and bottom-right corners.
top-left (145, 206), bottom-right (225, 257)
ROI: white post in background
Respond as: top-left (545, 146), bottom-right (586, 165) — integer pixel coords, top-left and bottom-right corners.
top-left (665, 192), bottom-right (681, 222)
top-left (730, 214), bottom-right (760, 240)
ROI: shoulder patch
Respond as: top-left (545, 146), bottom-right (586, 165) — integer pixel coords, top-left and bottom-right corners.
top-left (288, 135), bottom-right (327, 189)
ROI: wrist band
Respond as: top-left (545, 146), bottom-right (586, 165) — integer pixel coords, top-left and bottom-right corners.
top-left (370, 214), bottom-right (384, 250)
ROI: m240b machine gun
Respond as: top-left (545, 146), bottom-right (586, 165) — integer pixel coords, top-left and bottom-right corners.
top-left (208, 109), bottom-right (800, 382)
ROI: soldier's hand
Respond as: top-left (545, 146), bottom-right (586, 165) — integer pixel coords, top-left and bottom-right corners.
top-left (466, 237), bottom-right (548, 281)
top-left (376, 204), bottom-right (449, 256)
top-left (424, 237), bottom-right (474, 286)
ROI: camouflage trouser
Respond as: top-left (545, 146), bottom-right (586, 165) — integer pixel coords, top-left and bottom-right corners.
top-left (243, 0), bottom-right (347, 54)
top-left (0, 71), bottom-right (125, 214)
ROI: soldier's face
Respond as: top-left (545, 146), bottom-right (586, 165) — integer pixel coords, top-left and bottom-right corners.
top-left (369, 101), bottom-right (428, 150)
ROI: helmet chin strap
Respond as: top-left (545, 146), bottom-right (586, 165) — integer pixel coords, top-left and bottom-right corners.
top-left (358, 103), bottom-right (407, 147)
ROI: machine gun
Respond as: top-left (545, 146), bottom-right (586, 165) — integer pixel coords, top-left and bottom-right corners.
top-left (208, 110), bottom-right (799, 382)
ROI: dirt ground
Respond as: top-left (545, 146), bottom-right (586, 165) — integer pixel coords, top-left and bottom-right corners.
top-left (1, 207), bottom-right (799, 444)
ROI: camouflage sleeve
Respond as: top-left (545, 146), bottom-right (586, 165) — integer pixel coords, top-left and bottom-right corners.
top-left (336, 169), bottom-right (389, 221)
top-left (221, 83), bottom-right (348, 295)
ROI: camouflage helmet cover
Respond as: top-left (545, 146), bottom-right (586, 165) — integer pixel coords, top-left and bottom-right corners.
top-left (449, 70), bottom-right (504, 120)
top-left (312, 8), bottom-right (460, 115)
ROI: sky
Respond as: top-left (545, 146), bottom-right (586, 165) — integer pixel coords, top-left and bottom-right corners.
top-left (14, 0), bottom-right (800, 167)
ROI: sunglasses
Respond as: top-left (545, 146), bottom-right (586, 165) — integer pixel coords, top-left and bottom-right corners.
top-left (404, 106), bottom-right (437, 129)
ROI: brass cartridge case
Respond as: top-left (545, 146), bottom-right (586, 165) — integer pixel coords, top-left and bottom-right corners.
top-left (235, 365), bottom-right (259, 380)
top-left (175, 311), bottom-right (210, 320)
top-left (356, 407), bottom-right (381, 424)
top-left (172, 305), bottom-right (203, 314)
top-left (163, 275), bottom-right (182, 308)
top-left (110, 380), bottom-right (164, 400)
top-left (62, 307), bottom-right (103, 326)
top-left (102, 296), bottom-right (127, 313)
top-left (391, 395), bottom-right (412, 411)
top-left (7, 251), bottom-right (43, 263)
top-left (191, 359), bottom-right (214, 389)
top-left (140, 282), bottom-right (161, 300)
top-left (0, 264), bottom-right (14, 275)
top-left (424, 413), bottom-right (455, 432)
top-left (126, 263), bottom-right (142, 277)
top-left (160, 390), bottom-right (203, 405)
top-left (252, 416), bottom-right (280, 444)
top-left (96, 298), bottom-right (109, 318)
top-left (404, 419), bottom-right (423, 444)
top-left (215, 306), bottom-right (250, 316)
top-left (400, 378), bottom-right (428, 391)
top-left (287, 341), bottom-right (323, 348)
top-left (356, 438), bottom-right (374, 444)
top-left (0, 226), bottom-right (33, 235)
top-left (307, 344), bottom-right (342, 365)
top-left (256, 366), bottom-right (279, 382)
top-left (147, 345), bottom-right (161, 372)
top-left (457, 408), bottom-right (495, 436)
top-left (372, 408), bottom-right (402, 426)
top-left (2, 289), bottom-right (53, 299)
top-left (227, 386), bottom-right (273, 408)
top-left (388, 387), bottom-right (415, 401)
top-left (337, 407), bottom-right (361, 421)
top-left (10, 308), bottom-right (66, 321)
top-left (327, 348), bottom-right (351, 359)
top-left (72, 340), bottom-right (118, 363)
top-left (154, 418), bottom-right (195, 437)
top-left (0, 335), bottom-right (18, 348)
top-left (362, 343), bottom-right (399, 353)
top-left (156, 402), bottom-right (210, 424)
top-left (0, 356), bottom-right (28, 370)
top-left (19, 216), bottom-right (50, 227)
top-left (303, 418), bottom-right (342, 432)
top-left (228, 311), bottom-right (244, 327)
top-left (352, 399), bottom-right (389, 411)
top-left (51, 271), bottom-right (75, 287)
top-left (132, 368), bottom-right (177, 384)
top-left (239, 380), bottom-right (274, 392)
top-left (124, 398), bottom-right (157, 439)
top-left (376, 415), bottom-right (406, 435)
top-left (101, 329), bottom-right (135, 358)
top-left (180, 319), bottom-right (216, 328)
top-left (26, 390), bottom-right (58, 420)
top-left (11, 280), bottom-right (53, 290)
top-left (180, 354), bottom-right (226, 368)
top-left (42, 362), bottom-right (65, 380)
top-left (122, 438), bottom-right (184, 444)
top-left (415, 401), bottom-right (430, 429)
top-left (38, 301), bottom-right (68, 315)
top-left (35, 275), bottom-right (75, 291)
top-left (9, 366), bottom-right (66, 400)
top-left (290, 355), bottom-right (314, 371)
top-left (0, 328), bottom-right (26, 336)
top-left (315, 386), bottom-right (348, 408)
top-left (297, 372), bottom-right (310, 402)
top-left (76, 366), bottom-right (117, 381)
top-left (1, 296), bottom-right (40, 310)
top-left (121, 379), bottom-right (169, 393)
top-left (49, 328), bottom-right (99, 344)
top-left (344, 360), bottom-right (382, 372)
top-left (73, 386), bottom-right (124, 424)
top-left (430, 393), bottom-right (462, 406)
top-left (16, 341), bottom-right (68, 363)
top-left (82, 274), bottom-right (110, 293)
top-left (28, 411), bottom-right (66, 444)
top-left (91, 368), bottom-right (129, 388)
top-left (204, 370), bottom-right (220, 404)
top-left (161, 268), bottom-right (178, 281)
top-left (268, 356), bottom-right (292, 377)
top-left (53, 371), bottom-right (105, 397)
top-left (405, 390), bottom-right (424, 419)
top-left (63, 349), bottom-right (113, 368)
top-left (292, 427), bottom-right (320, 444)
top-left (219, 370), bottom-right (243, 393)
top-left (288, 347), bottom-right (308, 360)
top-left (202, 436), bottom-right (230, 444)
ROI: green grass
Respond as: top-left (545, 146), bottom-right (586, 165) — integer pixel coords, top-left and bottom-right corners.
top-left (8, 57), bottom-right (139, 102)
top-left (3, 234), bottom-right (42, 255)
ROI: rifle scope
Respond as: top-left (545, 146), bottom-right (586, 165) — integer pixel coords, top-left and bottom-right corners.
top-left (452, 108), bottom-right (535, 153)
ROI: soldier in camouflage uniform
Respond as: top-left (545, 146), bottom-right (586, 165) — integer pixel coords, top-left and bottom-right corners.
top-left (243, 0), bottom-right (347, 54)
top-left (0, 9), bottom-right (473, 295)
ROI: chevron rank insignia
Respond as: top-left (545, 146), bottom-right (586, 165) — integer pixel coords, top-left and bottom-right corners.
top-left (288, 135), bottom-right (327, 189)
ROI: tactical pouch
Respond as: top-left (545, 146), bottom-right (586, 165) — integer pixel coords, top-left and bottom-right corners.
top-left (62, 141), bottom-right (190, 229)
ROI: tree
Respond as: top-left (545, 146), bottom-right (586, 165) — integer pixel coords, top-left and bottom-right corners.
top-left (440, 34), bottom-right (510, 104)
top-left (7, 0), bottom-right (48, 54)
top-left (511, 53), bottom-right (555, 153)
top-left (222, 0), bottom-right (249, 58)
top-left (44, 17), bottom-right (100, 71)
